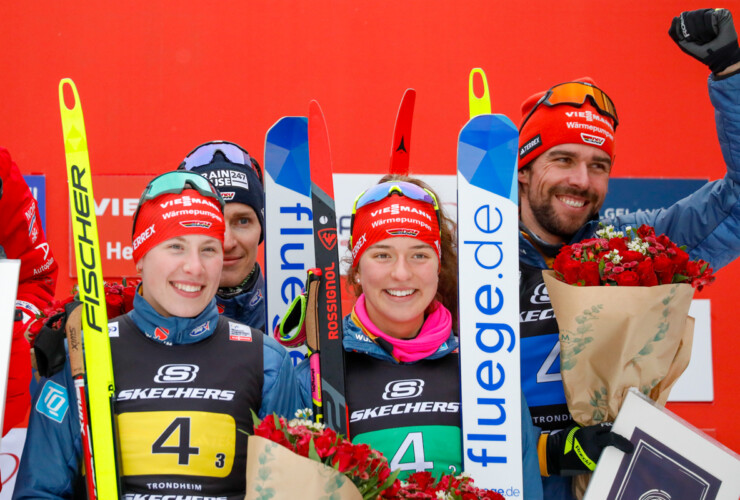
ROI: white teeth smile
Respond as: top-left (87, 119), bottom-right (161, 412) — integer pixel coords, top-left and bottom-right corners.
top-left (173, 283), bottom-right (202, 293)
top-left (558, 196), bottom-right (585, 208)
top-left (387, 289), bottom-right (414, 297)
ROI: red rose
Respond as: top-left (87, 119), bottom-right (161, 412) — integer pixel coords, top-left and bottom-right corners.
top-left (670, 247), bottom-right (690, 272)
top-left (636, 259), bottom-right (658, 286)
top-left (637, 224), bottom-right (655, 238)
top-left (553, 251), bottom-right (571, 271)
top-left (608, 237), bottom-right (628, 253)
top-left (313, 430), bottom-right (338, 458)
top-left (579, 261), bottom-right (601, 286)
top-left (653, 254), bottom-right (675, 284)
top-left (561, 259), bottom-right (581, 284)
top-left (105, 293), bottom-right (124, 319)
top-left (621, 250), bottom-right (645, 264)
top-left (613, 270), bottom-right (640, 286)
top-left (685, 260), bottom-right (701, 278)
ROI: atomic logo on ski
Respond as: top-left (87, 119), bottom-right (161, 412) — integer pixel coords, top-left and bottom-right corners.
top-left (318, 228), bottom-right (337, 251)
top-left (395, 137), bottom-right (408, 154)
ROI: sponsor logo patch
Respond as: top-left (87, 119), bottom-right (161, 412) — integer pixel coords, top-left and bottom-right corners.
top-left (132, 224), bottom-right (156, 250)
top-left (201, 169), bottom-right (250, 190)
top-left (229, 322), bottom-right (253, 342)
top-left (352, 233), bottom-right (367, 259)
top-left (154, 364), bottom-right (199, 383)
top-left (154, 327), bottom-right (170, 341)
top-left (382, 379), bottom-right (425, 400)
top-left (530, 283), bottom-right (551, 305)
top-left (519, 134), bottom-right (542, 159)
top-left (580, 133), bottom-right (605, 146)
top-left (179, 220), bottom-right (213, 229)
top-left (385, 228), bottom-right (420, 238)
top-left (108, 321), bottom-right (120, 337)
top-left (249, 289), bottom-right (263, 307)
top-left (36, 381), bottom-right (69, 423)
top-left (221, 191), bottom-right (236, 201)
top-left (190, 321), bottom-right (210, 337)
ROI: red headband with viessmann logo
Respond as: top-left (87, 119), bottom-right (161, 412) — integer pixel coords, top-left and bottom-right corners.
top-left (518, 78), bottom-right (616, 168)
top-left (351, 195), bottom-right (441, 267)
top-left (131, 191), bottom-right (225, 263)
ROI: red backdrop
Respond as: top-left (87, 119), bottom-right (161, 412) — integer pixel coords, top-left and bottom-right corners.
top-left (2, 1), bottom-right (738, 450)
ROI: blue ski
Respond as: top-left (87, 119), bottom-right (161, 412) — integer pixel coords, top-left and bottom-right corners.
top-left (457, 68), bottom-right (523, 493)
top-left (264, 117), bottom-right (314, 365)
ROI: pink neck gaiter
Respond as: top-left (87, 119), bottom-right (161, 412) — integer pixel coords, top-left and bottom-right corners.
top-left (351, 294), bottom-right (452, 362)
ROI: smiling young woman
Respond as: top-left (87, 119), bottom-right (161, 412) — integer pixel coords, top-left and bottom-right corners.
top-left (295, 174), bottom-right (543, 498)
top-left (15, 171), bottom-right (302, 499)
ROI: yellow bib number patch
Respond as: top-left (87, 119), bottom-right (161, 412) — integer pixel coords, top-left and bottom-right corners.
top-left (118, 411), bottom-right (235, 477)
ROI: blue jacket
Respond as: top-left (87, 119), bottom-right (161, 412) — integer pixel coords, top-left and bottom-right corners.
top-left (216, 265), bottom-right (266, 333)
top-left (521, 73), bottom-right (740, 500)
top-left (298, 315), bottom-right (544, 500)
top-left (13, 306), bottom-right (301, 499)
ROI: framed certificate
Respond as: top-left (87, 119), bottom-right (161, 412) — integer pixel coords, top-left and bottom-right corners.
top-left (585, 388), bottom-right (740, 500)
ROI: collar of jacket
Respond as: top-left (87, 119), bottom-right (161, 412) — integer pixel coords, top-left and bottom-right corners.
top-left (341, 314), bottom-right (458, 363)
top-left (129, 288), bottom-right (220, 345)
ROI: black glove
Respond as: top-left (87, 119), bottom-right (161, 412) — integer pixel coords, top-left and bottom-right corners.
top-left (669, 8), bottom-right (740, 75)
top-left (33, 301), bottom-right (81, 378)
top-left (545, 422), bottom-right (634, 476)
top-left (33, 311), bottom-right (68, 378)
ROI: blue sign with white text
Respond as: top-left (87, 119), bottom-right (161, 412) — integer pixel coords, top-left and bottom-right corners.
top-left (601, 178), bottom-right (707, 219)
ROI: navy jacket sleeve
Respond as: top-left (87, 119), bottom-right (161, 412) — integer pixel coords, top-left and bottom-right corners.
top-left (611, 73), bottom-right (740, 270)
top-left (259, 335), bottom-right (303, 419)
top-left (13, 364), bottom-right (82, 499)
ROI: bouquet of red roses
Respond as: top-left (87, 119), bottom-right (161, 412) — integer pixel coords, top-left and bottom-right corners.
top-left (552, 224), bottom-right (714, 288)
top-left (247, 409), bottom-right (397, 500)
top-left (103, 278), bottom-right (139, 319)
top-left (395, 471), bottom-right (505, 499)
top-left (543, 224), bottom-right (715, 499)
top-left (246, 410), bottom-right (505, 500)
top-left (28, 278), bottom-right (140, 344)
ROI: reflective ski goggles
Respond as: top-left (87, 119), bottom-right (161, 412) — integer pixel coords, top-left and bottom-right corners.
top-left (178, 140), bottom-right (264, 184)
top-left (349, 181), bottom-right (441, 248)
top-left (132, 171), bottom-right (225, 235)
top-left (520, 81), bottom-right (618, 132)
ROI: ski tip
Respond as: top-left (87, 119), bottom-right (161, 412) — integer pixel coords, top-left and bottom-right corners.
top-left (59, 78), bottom-right (80, 113)
top-left (389, 88), bottom-right (416, 176)
top-left (309, 99), bottom-right (324, 117)
top-left (468, 68), bottom-right (491, 118)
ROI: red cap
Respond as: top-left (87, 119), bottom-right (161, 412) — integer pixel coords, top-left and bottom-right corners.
top-left (132, 190), bottom-right (225, 263)
top-left (351, 195), bottom-right (441, 267)
top-left (518, 77), bottom-right (616, 168)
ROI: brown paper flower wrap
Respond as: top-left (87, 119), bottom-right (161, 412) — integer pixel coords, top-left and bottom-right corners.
top-left (245, 435), bottom-right (363, 500)
top-left (542, 271), bottom-right (696, 499)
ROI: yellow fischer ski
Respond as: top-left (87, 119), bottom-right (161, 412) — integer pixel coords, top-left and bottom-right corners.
top-left (59, 78), bottom-right (119, 499)
top-left (469, 67), bottom-right (491, 118)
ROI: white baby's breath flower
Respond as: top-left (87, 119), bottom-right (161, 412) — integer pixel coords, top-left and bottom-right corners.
top-left (627, 238), bottom-right (649, 255)
top-left (604, 250), bottom-right (622, 264)
top-left (596, 224), bottom-right (624, 239)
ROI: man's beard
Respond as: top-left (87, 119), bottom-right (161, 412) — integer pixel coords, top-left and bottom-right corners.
top-left (528, 187), bottom-right (600, 241)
